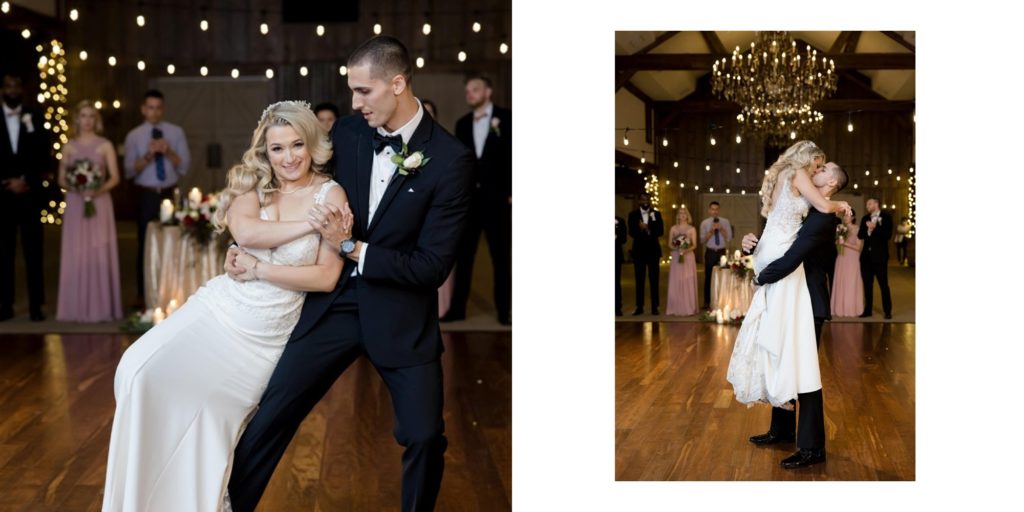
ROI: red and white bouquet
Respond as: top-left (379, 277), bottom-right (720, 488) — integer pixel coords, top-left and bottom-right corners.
top-left (673, 234), bottom-right (691, 263)
top-left (67, 159), bottom-right (103, 217)
top-left (174, 193), bottom-right (220, 246)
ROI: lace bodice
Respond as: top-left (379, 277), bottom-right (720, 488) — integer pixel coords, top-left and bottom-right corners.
top-left (752, 170), bottom-right (809, 274)
top-left (191, 181), bottom-right (339, 353)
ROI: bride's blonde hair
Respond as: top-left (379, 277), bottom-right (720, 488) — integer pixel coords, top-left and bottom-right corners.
top-left (758, 140), bottom-right (825, 218)
top-left (212, 101), bottom-right (333, 232)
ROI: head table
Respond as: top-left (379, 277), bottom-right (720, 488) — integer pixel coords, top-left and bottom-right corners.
top-left (143, 220), bottom-right (228, 313)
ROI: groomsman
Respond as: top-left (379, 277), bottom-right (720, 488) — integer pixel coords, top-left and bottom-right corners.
top-left (628, 193), bottom-right (663, 315)
top-left (123, 90), bottom-right (191, 308)
top-left (700, 201), bottom-right (732, 309)
top-left (448, 74), bottom-right (512, 324)
top-left (615, 216), bottom-right (627, 316)
top-left (858, 198), bottom-right (893, 319)
top-left (0, 73), bottom-right (50, 321)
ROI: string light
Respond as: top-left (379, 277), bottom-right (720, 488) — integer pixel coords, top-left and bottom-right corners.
top-left (736, 168), bottom-right (741, 173)
top-left (499, 43), bottom-right (509, 54)
top-left (200, 19), bottom-right (209, 31)
top-left (316, 25), bottom-right (325, 36)
top-left (113, 100), bottom-right (121, 109)
top-left (137, 60), bottom-right (146, 71)
top-left (706, 165), bottom-right (710, 171)
top-left (200, 66), bottom-right (209, 76)
top-left (265, 68), bottom-right (274, 79)
top-left (38, 39), bottom-right (70, 223)
top-left (623, 128), bottom-right (630, 146)
top-left (847, 112), bottom-right (854, 132)
top-left (260, 23), bottom-right (269, 35)
top-left (473, 22), bottom-right (481, 32)
top-left (373, 23), bottom-right (382, 35)
top-left (423, 22), bottom-right (432, 35)
top-left (416, 57), bottom-right (424, 68)
top-left (673, 161), bottom-right (678, 168)
top-left (79, 50), bottom-right (87, 61)
top-left (299, 66), bottom-right (309, 77)
top-left (22, 29), bottom-right (31, 39)
top-left (742, 190), bottom-right (746, 195)
top-left (231, 68), bottom-right (239, 79)
top-left (865, 170), bottom-right (870, 176)
top-left (108, 56), bottom-right (117, 66)
top-left (888, 169), bottom-right (893, 174)
top-left (790, 131), bottom-right (796, 140)
top-left (873, 179), bottom-right (879, 186)
top-left (736, 134), bottom-right (742, 143)
top-left (854, 183), bottom-right (859, 189)
top-left (458, 51), bottom-right (467, 62)
top-left (710, 135), bottom-right (716, 146)
top-left (166, 64), bottom-right (175, 74)
top-left (94, 100), bottom-right (102, 109)
top-left (136, 15), bottom-right (145, 27)
top-left (662, 137), bottom-right (668, 147)
top-left (69, 8), bottom-right (78, 20)
top-left (640, 152), bottom-right (645, 164)
top-left (338, 65), bottom-right (348, 75)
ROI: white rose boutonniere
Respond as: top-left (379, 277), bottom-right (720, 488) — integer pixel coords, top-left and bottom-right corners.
top-left (21, 113), bottom-right (34, 133)
top-left (490, 117), bottom-right (501, 137)
top-left (390, 143), bottom-right (431, 176)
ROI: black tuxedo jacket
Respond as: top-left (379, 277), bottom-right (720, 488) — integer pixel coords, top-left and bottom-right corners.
top-left (290, 112), bottom-right (475, 368)
top-left (615, 216), bottom-right (627, 265)
top-left (455, 105), bottom-right (511, 205)
top-left (858, 211), bottom-right (893, 263)
top-left (0, 108), bottom-right (49, 201)
top-left (755, 209), bottom-right (840, 321)
top-left (628, 208), bottom-right (664, 261)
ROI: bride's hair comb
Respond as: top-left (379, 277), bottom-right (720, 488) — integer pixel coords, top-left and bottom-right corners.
top-left (259, 100), bottom-right (313, 124)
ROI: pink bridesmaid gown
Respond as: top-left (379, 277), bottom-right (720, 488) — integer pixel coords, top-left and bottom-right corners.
top-left (666, 241), bottom-right (698, 316)
top-left (56, 137), bottom-right (123, 322)
top-left (830, 234), bottom-right (864, 317)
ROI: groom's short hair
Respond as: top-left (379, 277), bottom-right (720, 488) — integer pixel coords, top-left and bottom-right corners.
top-left (828, 162), bottom-right (848, 193)
top-left (348, 36), bottom-right (413, 83)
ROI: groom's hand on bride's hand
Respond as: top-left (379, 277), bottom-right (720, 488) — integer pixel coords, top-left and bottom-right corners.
top-left (309, 202), bottom-right (353, 249)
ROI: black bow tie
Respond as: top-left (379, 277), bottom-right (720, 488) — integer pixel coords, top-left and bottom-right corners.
top-left (373, 132), bottom-right (403, 155)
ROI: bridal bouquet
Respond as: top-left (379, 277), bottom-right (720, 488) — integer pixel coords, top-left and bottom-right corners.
top-left (835, 224), bottom-right (849, 255)
top-left (673, 234), bottom-right (691, 263)
top-left (175, 193), bottom-right (220, 246)
top-left (67, 159), bottom-right (103, 218)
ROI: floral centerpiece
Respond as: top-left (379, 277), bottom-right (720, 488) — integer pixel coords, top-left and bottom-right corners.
top-left (835, 224), bottom-right (849, 255)
top-left (67, 159), bottom-right (103, 217)
top-left (719, 250), bottom-right (754, 279)
top-left (173, 192), bottom-right (220, 247)
top-left (672, 234), bottom-right (691, 263)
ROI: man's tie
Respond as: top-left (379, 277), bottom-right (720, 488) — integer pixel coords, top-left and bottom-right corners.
top-left (155, 154), bottom-right (166, 181)
top-left (373, 132), bottom-right (403, 155)
top-left (714, 226), bottom-right (721, 246)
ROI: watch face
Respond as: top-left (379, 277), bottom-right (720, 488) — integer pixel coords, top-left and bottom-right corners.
top-left (341, 240), bottom-right (356, 253)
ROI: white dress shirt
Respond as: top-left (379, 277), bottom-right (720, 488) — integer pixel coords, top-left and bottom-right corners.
top-left (354, 99), bottom-right (425, 275)
top-left (3, 104), bottom-right (22, 154)
top-left (472, 102), bottom-right (493, 159)
top-left (640, 207), bottom-right (651, 225)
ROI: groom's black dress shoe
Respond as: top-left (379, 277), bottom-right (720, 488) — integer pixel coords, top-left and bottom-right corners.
top-left (749, 431), bottom-right (795, 445)
top-left (858, 312), bottom-right (871, 318)
top-left (780, 448), bottom-right (826, 469)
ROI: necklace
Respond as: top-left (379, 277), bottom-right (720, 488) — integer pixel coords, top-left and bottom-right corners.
top-left (277, 173), bottom-right (316, 195)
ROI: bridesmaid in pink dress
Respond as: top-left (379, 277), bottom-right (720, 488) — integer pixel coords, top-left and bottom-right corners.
top-left (666, 207), bottom-right (699, 316)
top-left (830, 209), bottom-right (864, 317)
top-left (56, 101), bottom-right (122, 321)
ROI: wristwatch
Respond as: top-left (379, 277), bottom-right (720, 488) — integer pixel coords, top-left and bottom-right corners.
top-left (339, 238), bottom-right (356, 257)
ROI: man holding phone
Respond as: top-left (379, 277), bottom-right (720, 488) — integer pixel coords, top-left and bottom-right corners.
top-left (123, 89), bottom-right (191, 308)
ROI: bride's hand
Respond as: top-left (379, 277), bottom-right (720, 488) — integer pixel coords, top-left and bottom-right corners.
top-left (233, 252), bottom-right (259, 281)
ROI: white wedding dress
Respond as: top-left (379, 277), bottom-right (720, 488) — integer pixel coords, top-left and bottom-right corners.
top-left (102, 181), bottom-right (338, 512)
top-left (726, 170), bottom-right (821, 409)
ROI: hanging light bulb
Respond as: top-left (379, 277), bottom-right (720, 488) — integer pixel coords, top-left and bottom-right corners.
top-left (423, 22), bottom-right (432, 35)
top-left (79, 50), bottom-right (88, 61)
top-left (499, 43), bottom-right (509, 54)
top-left (873, 179), bottom-right (879, 186)
top-left (847, 112), bottom-right (854, 132)
top-left (167, 64), bottom-right (176, 75)
top-left (338, 65), bottom-right (348, 75)
top-left (265, 68), bottom-right (274, 79)
top-left (316, 25), bottom-right (325, 36)
top-left (458, 51), bottom-right (467, 62)
top-left (299, 66), bottom-right (309, 77)
top-left (260, 23), bottom-right (269, 35)
top-left (373, 23), bottom-right (382, 35)
top-left (640, 152), bottom-right (645, 164)
top-left (888, 169), bottom-right (893, 174)
top-left (21, 29), bottom-right (31, 39)
top-left (865, 170), bottom-right (870, 176)
top-left (623, 128), bottom-right (630, 146)
top-left (662, 137), bottom-right (668, 147)
top-left (896, 176), bottom-right (901, 182)
top-left (94, 100), bottom-right (103, 109)
top-left (705, 164), bottom-right (710, 171)
top-left (736, 134), bottom-right (741, 144)
top-left (742, 190), bottom-right (746, 195)
top-left (673, 161), bottom-right (678, 168)
top-left (854, 183), bottom-right (859, 189)
top-left (416, 57), bottom-right (424, 69)
top-left (710, 135), bottom-right (716, 146)
top-left (680, 183), bottom-right (685, 188)
top-left (112, 100), bottom-right (121, 109)
top-left (137, 60), bottom-right (146, 71)
top-left (200, 66), bottom-right (209, 76)
top-left (231, 68), bottom-right (239, 79)
top-left (107, 56), bottom-right (117, 66)
top-left (69, 8), bottom-right (78, 21)
top-left (790, 131), bottom-right (796, 140)
top-left (637, 169), bottom-right (642, 175)
top-left (473, 22), bottom-right (481, 32)
top-left (200, 19), bottom-right (209, 31)
top-left (709, 187), bottom-right (715, 192)
top-left (136, 15), bottom-right (145, 27)
top-left (736, 168), bottom-right (741, 173)
top-left (665, 180), bottom-right (670, 185)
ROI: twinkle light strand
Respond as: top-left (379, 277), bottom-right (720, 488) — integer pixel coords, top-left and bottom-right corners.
top-left (38, 39), bottom-right (70, 225)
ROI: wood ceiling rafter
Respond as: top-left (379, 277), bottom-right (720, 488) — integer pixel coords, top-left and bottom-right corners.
top-left (616, 31), bottom-right (681, 92)
top-left (881, 31), bottom-right (915, 53)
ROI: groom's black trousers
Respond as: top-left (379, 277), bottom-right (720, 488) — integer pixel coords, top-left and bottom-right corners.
top-left (768, 318), bottom-right (826, 450)
top-left (228, 278), bottom-right (447, 512)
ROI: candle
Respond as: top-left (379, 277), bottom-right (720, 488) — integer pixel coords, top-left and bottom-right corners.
top-left (160, 199), bottom-right (174, 223)
top-left (153, 307), bottom-right (165, 325)
top-left (166, 299), bottom-right (178, 315)
top-left (734, 249), bottom-right (742, 261)
top-left (724, 305), bottom-right (731, 322)
top-left (715, 309), bottom-right (724, 324)
top-left (188, 187), bottom-right (202, 208)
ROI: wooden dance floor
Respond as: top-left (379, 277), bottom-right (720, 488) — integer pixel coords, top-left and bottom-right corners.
top-left (616, 321), bottom-right (915, 480)
top-left (0, 332), bottom-right (510, 511)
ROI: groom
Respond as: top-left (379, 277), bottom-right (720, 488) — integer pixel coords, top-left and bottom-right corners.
top-left (225, 36), bottom-right (474, 511)
top-left (741, 162), bottom-right (848, 469)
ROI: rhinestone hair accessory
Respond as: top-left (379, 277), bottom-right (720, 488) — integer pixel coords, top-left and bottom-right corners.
top-left (259, 100), bottom-right (313, 124)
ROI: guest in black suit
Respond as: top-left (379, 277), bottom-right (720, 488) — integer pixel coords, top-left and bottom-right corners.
top-left (226, 36), bottom-right (474, 512)
top-left (1, 73), bottom-right (50, 322)
top-left (628, 193), bottom-right (664, 315)
top-left (615, 216), bottom-right (627, 316)
top-left (858, 197), bottom-right (893, 319)
top-left (448, 74), bottom-right (512, 324)
top-left (741, 162), bottom-right (849, 469)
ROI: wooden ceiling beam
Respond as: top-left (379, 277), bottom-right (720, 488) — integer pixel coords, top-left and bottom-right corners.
top-left (881, 31), bottom-right (915, 53)
top-left (829, 31), bottom-right (853, 53)
top-left (700, 31), bottom-right (727, 54)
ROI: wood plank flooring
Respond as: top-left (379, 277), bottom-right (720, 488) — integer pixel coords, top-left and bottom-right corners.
top-left (0, 333), bottom-right (510, 511)
top-left (616, 321), bottom-right (915, 480)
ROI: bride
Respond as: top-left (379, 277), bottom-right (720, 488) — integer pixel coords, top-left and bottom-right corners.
top-left (102, 101), bottom-right (350, 511)
top-left (726, 140), bottom-right (849, 409)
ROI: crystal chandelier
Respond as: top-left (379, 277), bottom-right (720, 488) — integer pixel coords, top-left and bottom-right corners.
top-left (711, 31), bottom-right (838, 145)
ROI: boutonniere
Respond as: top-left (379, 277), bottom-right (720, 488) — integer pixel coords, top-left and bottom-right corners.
top-left (390, 143), bottom-right (431, 176)
top-left (490, 117), bottom-right (501, 137)
top-left (21, 113), bottom-right (34, 133)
